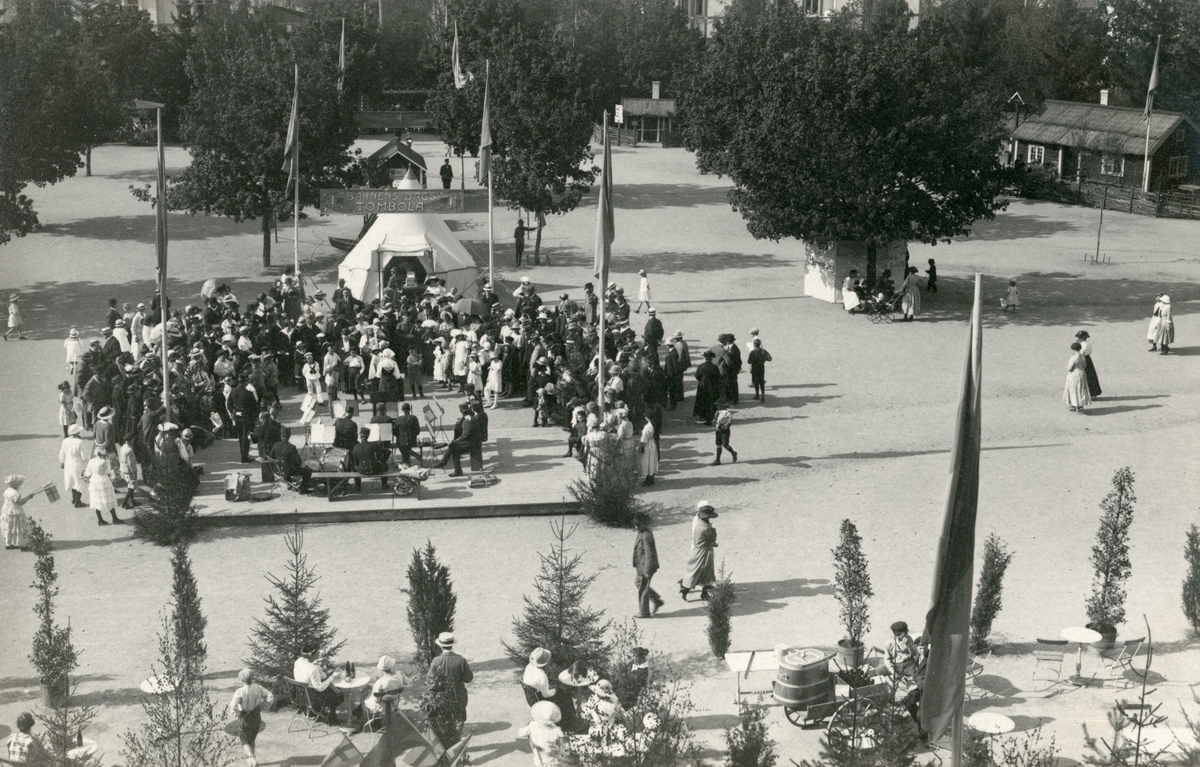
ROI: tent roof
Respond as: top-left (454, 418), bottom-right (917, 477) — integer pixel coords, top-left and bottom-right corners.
top-left (367, 140), bottom-right (428, 170)
top-left (1010, 99), bottom-right (1195, 156)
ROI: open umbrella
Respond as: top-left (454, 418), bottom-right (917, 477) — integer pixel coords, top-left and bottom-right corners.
top-left (454, 297), bottom-right (488, 317)
top-left (420, 319), bottom-right (439, 329)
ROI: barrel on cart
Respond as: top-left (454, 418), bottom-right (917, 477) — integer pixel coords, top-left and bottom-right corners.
top-left (773, 648), bottom-right (834, 725)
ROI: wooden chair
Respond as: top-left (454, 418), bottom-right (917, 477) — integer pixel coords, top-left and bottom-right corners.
top-left (1032, 638), bottom-right (1068, 690)
top-left (284, 677), bottom-right (329, 739)
top-left (1100, 637), bottom-right (1146, 687)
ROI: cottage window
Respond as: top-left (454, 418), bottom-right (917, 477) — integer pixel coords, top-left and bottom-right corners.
top-left (1100, 155), bottom-right (1124, 177)
top-left (1168, 156), bottom-right (1188, 177)
top-left (804, 0), bottom-right (821, 15)
top-left (1027, 145), bottom-right (1045, 165)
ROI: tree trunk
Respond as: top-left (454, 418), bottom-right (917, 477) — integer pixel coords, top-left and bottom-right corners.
top-left (533, 211), bottom-right (544, 266)
top-left (261, 208), bottom-right (272, 268)
top-left (85, 146), bottom-right (92, 177)
top-left (865, 240), bottom-right (878, 285)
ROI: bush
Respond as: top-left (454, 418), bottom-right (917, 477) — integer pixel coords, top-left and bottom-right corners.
top-left (1012, 165), bottom-right (1081, 204)
top-left (1183, 524), bottom-right (1200, 636)
top-left (404, 540), bottom-right (457, 673)
top-left (28, 522), bottom-right (78, 688)
top-left (133, 453), bottom-right (201, 545)
top-left (724, 698), bottom-right (777, 767)
top-left (420, 668), bottom-right (465, 754)
top-left (1085, 468), bottom-right (1136, 635)
top-left (606, 621), bottom-right (648, 709)
top-left (504, 518), bottom-right (611, 671)
top-left (706, 564), bottom-right (735, 659)
top-left (832, 519), bottom-right (872, 649)
top-left (970, 534), bottom-right (1014, 652)
top-left (569, 439), bottom-right (646, 529)
top-left (246, 525), bottom-right (345, 701)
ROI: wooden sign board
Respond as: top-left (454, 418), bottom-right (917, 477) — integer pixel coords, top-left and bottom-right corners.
top-left (320, 188), bottom-right (463, 215)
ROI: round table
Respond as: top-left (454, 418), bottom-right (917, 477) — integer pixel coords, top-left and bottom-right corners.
top-left (332, 673), bottom-right (373, 725)
top-left (139, 675), bottom-right (178, 694)
top-left (1061, 626), bottom-right (1103, 684)
top-left (968, 712), bottom-right (1015, 735)
top-left (68, 738), bottom-right (98, 759)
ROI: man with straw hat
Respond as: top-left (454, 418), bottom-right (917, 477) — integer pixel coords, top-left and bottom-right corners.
top-left (427, 633), bottom-right (473, 723)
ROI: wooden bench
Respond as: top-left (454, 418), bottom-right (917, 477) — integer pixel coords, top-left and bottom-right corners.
top-left (311, 471), bottom-right (420, 501)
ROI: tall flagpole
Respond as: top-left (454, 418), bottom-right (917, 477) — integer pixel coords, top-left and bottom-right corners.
top-left (156, 104), bottom-right (171, 417)
top-left (596, 111), bottom-right (609, 419)
top-left (485, 60), bottom-right (493, 288)
top-left (1142, 35), bottom-right (1160, 194)
top-left (293, 64), bottom-right (300, 280)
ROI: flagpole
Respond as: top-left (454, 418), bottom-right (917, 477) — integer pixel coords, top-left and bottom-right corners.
top-left (156, 104), bottom-right (171, 417)
top-left (1143, 35), bottom-right (1160, 194)
top-left (484, 60), bottom-right (493, 288)
top-left (596, 111), bottom-right (609, 419)
top-left (293, 64), bottom-right (300, 280)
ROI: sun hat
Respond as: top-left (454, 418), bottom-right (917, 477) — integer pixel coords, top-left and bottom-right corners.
top-left (592, 679), bottom-right (616, 698)
top-left (114, 318), bottom-right (125, 327)
top-left (97, 406), bottom-right (114, 420)
top-left (5, 474), bottom-right (26, 488)
top-left (68, 424), bottom-right (83, 436)
top-left (377, 655), bottom-right (396, 673)
top-left (435, 632), bottom-right (455, 648)
top-left (529, 648), bottom-right (552, 668)
top-left (648, 308), bottom-right (656, 314)
top-left (521, 276), bottom-right (531, 284)
top-left (699, 507), bottom-right (719, 520)
top-left (68, 328), bottom-right (79, 338)
top-left (181, 428), bottom-right (193, 440)
top-left (530, 701), bottom-right (562, 725)
top-left (8, 293), bottom-right (18, 301)
top-left (102, 327), bottom-right (112, 335)
top-left (672, 330), bottom-right (683, 339)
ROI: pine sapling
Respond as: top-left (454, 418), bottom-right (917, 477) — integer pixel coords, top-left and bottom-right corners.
top-left (706, 563), bottom-right (736, 660)
top-left (1085, 468), bottom-right (1136, 636)
top-left (970, 534), bottom-right (1014, 652)
top-left (404, 540), bottom-right (457, 673)
top-left (171, 543), bottom-right (207, 677)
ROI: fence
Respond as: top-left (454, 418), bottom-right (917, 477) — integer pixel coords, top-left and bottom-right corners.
top-left (592, 124), bottom-right (639, 147)
top-left (1077, 180), bottom-right (1200, 220)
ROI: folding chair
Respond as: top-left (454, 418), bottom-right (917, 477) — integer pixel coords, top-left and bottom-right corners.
top-left (420, 405), bottom-right (449, 465)
top-left (1032, 638), bottom-right (1068, 690)
top-left (263, 457), bottom-right (303, 499)
top-left (284, 677), bottom-right (330, 739)
top-left (1100, 637), bottom-right (1146, 687)
top-left (965, 648), bottom-right (991, 699)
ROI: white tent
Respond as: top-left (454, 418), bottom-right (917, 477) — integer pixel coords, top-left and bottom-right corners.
top-left (337, 173), bottom-right (481, 301)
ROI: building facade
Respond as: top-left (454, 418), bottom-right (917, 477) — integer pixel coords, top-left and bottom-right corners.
top-left (680, 0), bottom-right (922, 37)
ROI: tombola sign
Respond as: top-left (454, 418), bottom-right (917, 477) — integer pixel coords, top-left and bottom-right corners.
top-left (319, 188), bottom-right (464, 214)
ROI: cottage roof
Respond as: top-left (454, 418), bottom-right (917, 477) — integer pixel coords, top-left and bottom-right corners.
top-left (367, 140), bottom-right (428, 171)
top-left (622, 98), bottom-right (676, 118)
top-left (1011, 100), bottom-right (1196, 156)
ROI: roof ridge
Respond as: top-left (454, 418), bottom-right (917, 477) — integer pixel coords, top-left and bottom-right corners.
top-left (1042, 99), bottom-right (1184, 118)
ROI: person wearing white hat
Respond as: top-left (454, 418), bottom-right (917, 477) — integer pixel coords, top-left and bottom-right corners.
top-left (59, 423), bottom-right (90, 508)
top-left (365, 655), bottom-right (409, 719)
top-left (4, 293), bottom-right (24, 340)
top-left (1151, 294), bottom-right (1174, 354)
top-left (84, 445), bottom-right (121, 526)
top-left (581, 679), bottom-right (624, 730)
top-left (518, 700), bottom-right (568, 767)
top-left (635, 269), bottom-right (651, 314)
top-left (2, 475), bottom-right (32, 549)
top-left (427, 632), bottom-right (473, 723)
top-left (228, 668), bottom-right (273, 767)
top-left (63, 328), bottom-right (84, 383)
top-left (679, 501), bottom-right (718, 601)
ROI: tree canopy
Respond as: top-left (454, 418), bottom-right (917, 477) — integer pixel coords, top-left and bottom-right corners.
top-left (684, 0), bottom-right (1009, 278)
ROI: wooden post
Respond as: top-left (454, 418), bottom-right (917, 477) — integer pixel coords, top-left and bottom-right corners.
top-left (1095, 184), bottom-right (1107, 263)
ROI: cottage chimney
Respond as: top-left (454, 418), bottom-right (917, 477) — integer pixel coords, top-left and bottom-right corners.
top-left (1100, 89), bottom-right (1109, 106)
top-left (652, 81), bottom-right (661, 100)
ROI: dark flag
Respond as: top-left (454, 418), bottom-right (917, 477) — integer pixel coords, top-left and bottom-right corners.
top-left (593, 112), bottom-right (614, 288)
top-left (920, 273), bottom-right (983, 748)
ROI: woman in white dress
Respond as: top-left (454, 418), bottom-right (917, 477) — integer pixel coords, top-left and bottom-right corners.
top-left (2, 474), bottom-right (32, 550)
top-left (518, 701), bottom-right (568, 767)
top-left (900, 267), bottom-right (922, 321)
top-left (635, 269), bottom-right (651, 314)
top-left (1146, 294), bottom-right (1163, 350)
top-left (1063, 342), bottom-right (1091, 413)
top-left (484, 356), bottom-right (504, 408)
top-left (638, 416), bottom-right (658, 486)
top-left (452, 332), bottom-right (471, 391)
top-left (57, 381), bottom-right (76, 438)
top-left (1151, 294), bottom-right (1174, 354)
top-left (615, 409), bottom-right (636, 470)
top-left (841, 271), bottom-right (862, 313)
top-left (432, 339), bottom-right (448, 388)
top-left (84, 446), bottom-right (122, 526)
top-left (466, 353), bottom-right (484, 395)
top-left (63, 328), bottom-right (83, 386)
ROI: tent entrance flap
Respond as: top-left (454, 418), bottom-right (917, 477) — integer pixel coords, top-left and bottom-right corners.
top-left (378, 251), bottom-right (431, 299)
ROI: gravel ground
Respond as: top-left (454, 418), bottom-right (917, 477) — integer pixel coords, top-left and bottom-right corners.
top-left (0, 143), bottom-right (1198, 765)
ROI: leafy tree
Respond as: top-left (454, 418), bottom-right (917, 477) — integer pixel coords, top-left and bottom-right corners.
top-left (121, 614), bottom-right (234, 767)
top-left (27, 522), bottom-right (79, 692)
top-left (167, 0), bottom-right (378, 266)
top-left (171, 543), bottom-right (208, 676)
top-left (404, 541), bottom-right (458, 673)
top-left (246, 525), bottom-right (345, 700)
top-left (970, 533), bottom-right (1014, 652)
top-left (1085, 467), bottom-right (1136, 635)
top-left (1183, 524), bottom-right (1200, 635)
top-left (0, 0), bottom-right (86, 244)
top-left (684, 0), bottom-right (1009, 281)
top-left (832, 518), bottom-right (872, 651)
top-left (1105, 0), bottom-right (1200, 120)
top-left (133, 453), bottom-right (200, 545)
top-left (706, 564), bottom-right (736, 660)
top-left (504, 517), bottom-right (611, 672)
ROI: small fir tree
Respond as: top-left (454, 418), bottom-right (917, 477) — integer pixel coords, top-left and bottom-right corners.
top-left (724, 698), bottom-right (777, 767)
top-left (832, 519), bottom-right (873, 651)
top-left (420, 667), bottom-right (465, 753)
top-left (246, 525), bottom-right (345, 700)
top-left (504, 517), bottom-right (611, 671)
top-left (121, 614), bottom-right (234, 767)
top-left (970, 534), bottom-right (1014, 652)
top-left (706, 564), bottom-right (736, 660)
top-left (28, 522), bottom-right (78, 696)
top-left (404, 541), bottom-right (457, 673)
top-left (171, 543), bottom-right (207, 676)
top-left (133, 453), bottom-right (201, 545)
top-left (569, 440), bottom-right (645, 528)
top-left (1085, 468), bottom-right (1137, 635)
top-left (31, 689), bottom-right (103, 767)
top-left (1182, 524), bottom-right (1200, 635)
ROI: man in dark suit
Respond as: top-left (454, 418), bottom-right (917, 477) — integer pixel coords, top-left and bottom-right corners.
top-left (271, 427), bottom-right (311, 493)
top-left (642, 308), bottom-right (664, 360)
top-left (225, 376), bottom-right (260, 463)
top-left (348, 427), bottom-right (389, 490)
top-left (253, 405), bottom-right (283, 459)
top-left (633, 515), bottom-right (664, 618)
top-left (394, 402), bottom-right (422, 466)
top-left (332, 405), bottom-right (358, 451)
top-left (437, 403), bottom-right (479, 477)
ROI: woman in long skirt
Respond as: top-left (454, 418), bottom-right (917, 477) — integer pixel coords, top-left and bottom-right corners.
top-left (679, 501), bottom-right (718, 601)
top-left (1152, 295), bottom-right (1174, 355)
top-left (57, 381), bottom-right (76, 437)
top-left (84, 447), bottom-right (122, 526)
top-left (228, 668), bottom-right (272, 767)
top-left (900, 267), bottom-right (922, 321)
top-left (1147, 294), bottom-right (1163, 351)
top-left (1063, 342), bottom-right (1091, 413)
top-left (2, 475), bottom-right (32, 550)
top-left (638, 416), bottom-right (659, 486)
top-left (484, 355), bottom-right (503, 408)
top-left (1075, 331), bottom-right (1102, 398)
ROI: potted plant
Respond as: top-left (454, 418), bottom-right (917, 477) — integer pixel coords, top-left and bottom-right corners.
top-left (28, 523), bottom-right (79, 707)
top-left (832, 519), bottom-right (873, 669)
top-left (1084, 468), bottom-right (1137, 649)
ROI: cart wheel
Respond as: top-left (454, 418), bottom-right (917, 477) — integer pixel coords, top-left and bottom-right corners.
top-left (784, 706), bottom-right (806, 727)
top-left (826, 698), bottom-right (881, 757)
top-left (392, 478), bottom-right (416, 497)
top-left (882, 310), bottom-right (894, 324)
